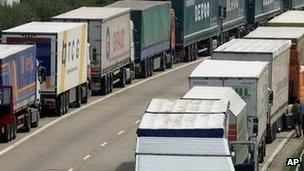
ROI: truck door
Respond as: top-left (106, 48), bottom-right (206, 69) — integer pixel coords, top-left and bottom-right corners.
top-left (4, 36), bottom-right (53, 92)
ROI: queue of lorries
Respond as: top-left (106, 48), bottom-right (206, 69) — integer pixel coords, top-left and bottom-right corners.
top-left (0, 0), bottom-right (304, 170)
top-left (135, 11), bottom-right (304, 171)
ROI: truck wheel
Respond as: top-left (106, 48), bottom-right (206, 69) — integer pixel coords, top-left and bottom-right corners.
top-left (81, 84), bottom-right (88, 103)
top-left (149, 58), bottom-right (154, 76)
top-left (75, 86), bottom-right (82, 107)
top-left (109, 73), bottom-right (114, 92)
top-left (100, 75), bottom-right (108, 95)
top-left (24, 113), bottom-right (31, 132)
top-left (55, 94), bottom-right (64, 116)
top-left (166, 52), bottom-right (173, 69)
top-left (193, 43), bottom-right (198, 60)
top-left (62, 93), bottom-right (67, 114)
top-left (119, 68), bottom-right (126, 87)
top-left (160, 53), bottom-right (166, 71)
top-left (31, 110), bottom-right (39, 128)
top-left (2, 124), bottom-right (11, 142)
top-left (65, 92), bottom-right (69, 112)
top-left (12, 116), bottom-right (17, 139)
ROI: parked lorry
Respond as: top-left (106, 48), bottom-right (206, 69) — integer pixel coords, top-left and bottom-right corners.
top-left (189, 60), bottom-right (269, 162)
top-left (0, 44), bottom-right (40, 142)
top-left (246, 27), bottom-right (304, 104)
top-left (109, 1), bottom-right (175, 78)
top-left (138, 98), bottom-right (257, 170)
top-left (2, 22), bottom-right (89, 116)
top-left (53, 7), bottom-right (134, 95)
top-left (136, 137), bottom-right (235, 171)
top-left (212, 39), bottom-right (291, 143)
top-left (268, 10), bottom-right (304, 28)
top-left (246, 0), bottom-right (282, 27)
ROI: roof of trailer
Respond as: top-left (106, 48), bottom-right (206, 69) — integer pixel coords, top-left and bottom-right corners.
top-left (246, 27), bottom-right (304, 40)
top-left (269, 11), bottom-right (304, 24)
top-left (0, 44), bottom-right (34, 59)
top-left (3, 22), bottom-right (85, 34)
top-left (190, 59), bottom-right (268, 78)
top-left (53, 7), bottom-right (130, 20)
top-left (108, 0), bottom-right (169, 11)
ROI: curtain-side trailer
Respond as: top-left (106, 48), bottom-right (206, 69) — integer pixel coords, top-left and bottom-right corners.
top-left (0, 44), bottom-right (40, 142)
top-left (109, 1), bottom-right (174, 78)
top-left (53, 7), bottom-right (134, 95)
top-left (189, 60), bottom-right (269, 163)
top-left (2, 22), bottom-right (88, 116)
top-left (212, 39), bottom-right (291, 144)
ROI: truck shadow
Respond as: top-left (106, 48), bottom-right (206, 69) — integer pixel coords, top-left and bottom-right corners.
top-left (114, 162), bottom-right (135, 171)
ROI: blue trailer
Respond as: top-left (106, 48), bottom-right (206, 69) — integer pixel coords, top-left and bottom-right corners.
top-left (0, 44), bottom-right (40, 142)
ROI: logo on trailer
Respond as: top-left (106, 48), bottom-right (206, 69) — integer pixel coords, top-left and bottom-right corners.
top-left (227, 0), bottom-right (239, 12)
top-left (286, 158), bottom-right (301, 166)
top-left (195, 2), bottom-right (210, 22)
top-left (263, 0), bottom-right (275, 6)
top-left (106, 27), bottom-right (111, 60)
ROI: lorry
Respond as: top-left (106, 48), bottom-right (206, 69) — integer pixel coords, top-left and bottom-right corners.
top-left (0, 44), bottom-right (40, 142)
top-left (246, 0), bottom-right (282, 28)
top-left (268, 10), bottom-right (304, 28)
top-left (135, 137), bottom-right (235, 171)
top-left (281, 0), bottom-right (304, 11)
top-left (245, 26), bottom-right (304, 104)
top-left (188, 60), bottom-right (269, 162)
top-left (2, 22), bottom-right (89, 116)
top-left (212, 38), bottom-right (291, 143)
top-left (53, 7), bottom-right (134, 95)
top-left (108, 1), bottom-right (175, 78)
top-left (138, 98), bottom-right (257, 170)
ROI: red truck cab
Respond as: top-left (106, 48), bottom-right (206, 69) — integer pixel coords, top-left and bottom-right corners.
top-left (0, 86), bottom-right (14, 142)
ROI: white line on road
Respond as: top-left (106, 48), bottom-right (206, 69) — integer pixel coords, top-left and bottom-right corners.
top-left (83, 155), bottom-right (90, 160)
top-left (261, 131), bottom-right (295, 171)
top-left (135, 120), bottom-right (140, 124)
top-left (0, 58), bottom-right (204, 157)
top-left (100, 142), bottom-right (108, 147)
top-left (68, 168), bottom-right (73, 171)
top-left (117, 130), bottom-right (125, 135)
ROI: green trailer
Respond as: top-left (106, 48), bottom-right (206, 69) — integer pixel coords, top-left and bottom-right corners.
top-left (246, 0), bottom-right (282, 26)
top-left (108, 1), bottom-right (174, 78)
top-left (282, 0), bottom-right (304, 10)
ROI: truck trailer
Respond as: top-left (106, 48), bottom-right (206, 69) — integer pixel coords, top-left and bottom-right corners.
top-left (282, 0), bottom-right (304, 11)
top-left (135, 137), bottom-right (235, 171)
top-left (108, 1), bottom-right (175, 78)
top-left (189, 60), bottom-right (269, 162)
top-left (138, 98), bottom-right (257, 170)
top-left (0, 44), bottom-right (40, 142)
top-left (212, 39), bottom-right (291, 143)
top-left (246, 27), bottom-right (304, 103)
top-left (53, 7), bottom-right (134, 95)
top-left (2, 22), bottom-right (89, 116)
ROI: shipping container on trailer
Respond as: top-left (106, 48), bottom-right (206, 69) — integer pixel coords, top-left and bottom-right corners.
top-left (246, 27), bottom-right (304, 103)
top-left (2, 22), bottom-right (88, 116)
top-left (53, 7), bottom-right (134, 95)
top-left (108, 1), bottom-right (174, 78)
top-left (188, 60), bottom-right (269, 163)
top-left (268, 10), bottom-right (304, 27)
top-left (212, 39), bottom-right (291, 144)
top-left (246, 0), bottom-right (282, 27)
top-left (135, 137), bottom-right (235, 171)
top-left (282, 0), bottom-right (304, 11)
top-left (0, 44), bottom-right (40, 142)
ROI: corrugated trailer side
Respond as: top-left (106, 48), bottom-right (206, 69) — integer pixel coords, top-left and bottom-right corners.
top-left (246, 0), bottom-right (282, 25)
top-left (0, 45), bottom-right (37, 112)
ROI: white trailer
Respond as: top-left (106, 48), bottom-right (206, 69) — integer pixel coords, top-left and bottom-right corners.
top-left (53, 7), bottom-right (133, 95)
top-left (189, 60), bottom-right (269, 163)
top-left (2, 22), bottom-right (89, 116)
top-left (212, 39), bottom-right (291, 143)
top-left (135, 137), bottom-right (235, 171)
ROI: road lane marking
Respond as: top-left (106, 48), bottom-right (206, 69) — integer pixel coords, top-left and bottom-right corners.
top-left (68, 168), bottom-right (73, 171)
top-left (0, 58), bottom-right (204, 157)
top-left (83, 155), bottom-right (90, 160)
top-left (261, 130), bottom-right (295, 171)
top-left (118, 130), bottom-right (124, 135)
top-left (135, 120), bottom-right (140, 124)
top-left (100, 142), bottom-right (108, 147)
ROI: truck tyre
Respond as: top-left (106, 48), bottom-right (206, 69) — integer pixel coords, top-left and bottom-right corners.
top-left (166, 52), bottom-right (173, 69)
top-left (55, 94), bottom-right (64, 116)
top-left (183, 48), bottom-right (189, 62)
top-left (100, 75), bottom-right (108, 95)
top-left (193, 43), bottom-right (198, 60)
top-left (190, 45), bottom-right (194, 61)
top-left (140, 60), bottom-right (148, 78)
top-left (65, 92), bottom-right (69, 113)
top-left (81, 84), bottom-right (88, 104)
top-left (109, 73), bottom-right (114, 92)
top-left (2, 124), bottom-right (11, 142)
top-left (149, 58), bottom-right (154, 76)
top-left (62, 93), bottom-right (67, 114)
top-left (12, 117), bottom-right (17, 139)
top-left (31, 110), bottom-right (39, 128)
top-left (126, 69), bottom-right (132, 84)
top-left (119, 68), bottom-right (126, 87)
top-left (160, 53), bottom-right (166, 71)
top-left (24, 113), bottom-right (31, 132)
top-left (75, 86), bottom-right (82, 107)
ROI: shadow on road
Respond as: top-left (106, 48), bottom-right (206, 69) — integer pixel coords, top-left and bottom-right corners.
top-left (115, 162), bottom-right (135, 171)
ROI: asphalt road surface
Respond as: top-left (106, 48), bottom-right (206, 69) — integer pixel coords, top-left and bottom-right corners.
top-left (0, 59), bottom-right (203, 171)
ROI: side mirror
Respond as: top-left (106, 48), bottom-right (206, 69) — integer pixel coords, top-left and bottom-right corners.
top-left (268, 88), bottom-right (274, 106)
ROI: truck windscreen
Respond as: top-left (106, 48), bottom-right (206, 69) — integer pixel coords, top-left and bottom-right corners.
top-left (0, 88), bottom-right (11, 105)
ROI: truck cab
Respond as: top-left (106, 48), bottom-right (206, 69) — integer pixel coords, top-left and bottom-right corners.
top-left (0, 86), bottom-right (14, 142)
